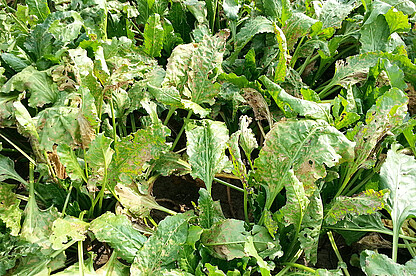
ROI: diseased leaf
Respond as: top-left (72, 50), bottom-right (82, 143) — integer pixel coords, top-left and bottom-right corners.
top-left (282, 12), bottom-right (317, 51)
top-left (90, 212), bottom-right (147, 263)
top-left (186, 119), bottom-right (229, 193)
top-left (254, 119), bottom-right (355, 217)
top-left (223, 0), bottom-right (240, 20)
top-left (244, 236), bottom-right (271, 276)
top-left (50, 216), bottom-right (88, 250)
top-left (0, 183), bottom-right (22, 236)
top-left (143, 14), bottom-right (164, 58)
top-left (313, 0), bottom-right (358, 29)
top-left (239, 115), bottom-right (258, 162)
top-left (324, 189), bottom-right (388, 225)
top-left (131, 212), bottom-right (193, 274)
top-left (36, 105), bottom-right (81, 151)
top-left (115, 183), bottom-right (174, 218)
top-left (201, 219), bottom-right (247, 261)
top-left (197, 188), bottom-right (225, 229)
top-left (359, 15), bottom-right (392, 53)
top-left (21, 198), bottom-right (60, 248)
top-left (299, 190), bottom-right (323, 265)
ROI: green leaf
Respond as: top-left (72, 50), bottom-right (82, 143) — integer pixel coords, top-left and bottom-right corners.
top-left (26, 0), bottom-right (50, 22)
top-left (186, 119), bottom-right (230, 193)
top-left (197, 188), bottom-right (225, 229)
top-left (131, 212), bottom-right (193, 274)
top-left (273, 24), bottom-right (288, 83)
top-left (56, 144), bottom-right (87, 183)
top-left (0, 155), bottom-right (28, 185)
top-left (380, 144), bottom-right (416, 261)
top-left (0, 183), bottom-right (22, 235)
top-left (324, 189), bottom-right (388, 225)
top-left (50, 216), bottom-right (88, 250)
top-left (260, 76), bottom-right (332, 122)
top-left (332, 86), bottom-right (361, 130)
top-left (1, 66), bottom-right (60, 108)
top-left (244, 236), bottom-right (271, 276)
top-left (90, 212), bottom-right (147, 263)
top-left (47, 11), bottom-right (84, 45)
top-left (227, 16), bottom-right (274, 63)
top-left (85, 133), bottom-right (114, 187)
top-left (359, 15), bottom-right (392, 53)
top-left (143, 14), bottom-right (165, 58)
top-left (360, 250), bottom-right (416, 275)
top-left (201, 219), bottom-right (247, 261)
top-left (384, 7), bottom-right (411, 33)
top-left (254, 119), bottom-right (354, 216)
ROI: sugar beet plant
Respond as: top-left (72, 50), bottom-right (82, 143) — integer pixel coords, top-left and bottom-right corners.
top-left (1, 0), bottom-right (416, 274)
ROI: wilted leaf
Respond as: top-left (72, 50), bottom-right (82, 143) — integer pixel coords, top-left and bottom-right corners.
top-left (0, 155), bottom-right (28, 185)
top-left (186, 119), bottom-right (229, 193)
top-left (90, 212), bottom-right (147, 262)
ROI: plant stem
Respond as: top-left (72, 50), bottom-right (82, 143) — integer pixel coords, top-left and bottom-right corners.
top-left (0, 133), bottom-right (36, 165)
top-left (171, 110), bottom-right (193, 151)
top-left (62, 185), bottom-right (73, 216)
top-left (78, 239), bottom-right (85, 276)
top-left (290, 36), bottom-right (306, 67)
top-left (276, 249), bottom-right (303, 276)
top-left (163, 106), bottom-right (176, 126)
top-left (281, 262), bottom-right (316, 273)
top-left (393, 221), bottom-right (399, 262)
top-left (130, 113), bottom-right (137, 132)
top-left (346, 170), bottom-right (375, 196)
top-left (109, 96), bottom-right (118, 149)
top-left (328, 231), bottom-right (350, 276)
top-left (213, 177), bottom-right (244, 193)
top-left (318, 85), bottom-right (341, 99)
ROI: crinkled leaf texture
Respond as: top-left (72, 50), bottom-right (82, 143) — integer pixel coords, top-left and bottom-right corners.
top-left (85, 133), bottom-right (114, 187)
top-left (143, 14), bottom-right (164, 58)
top-left (186, 119), bottom-right (230, 193)
top-left (360, 250), bottom-right (416, 276)
top-left (90, 212), bottom-right (147, 263)
top-left (197, 188), bottom-right (225, 229)
top-left (131, 212), bottom-right (193, 275)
